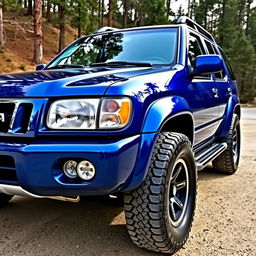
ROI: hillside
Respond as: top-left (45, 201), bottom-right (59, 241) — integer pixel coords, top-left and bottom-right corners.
top-left (0, 11), bottom-right (77, 74)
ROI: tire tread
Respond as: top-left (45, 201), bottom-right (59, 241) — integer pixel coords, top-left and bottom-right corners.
top-left (124, 132), bottom-right (196, 254)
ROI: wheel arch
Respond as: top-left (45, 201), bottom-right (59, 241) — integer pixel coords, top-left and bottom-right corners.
top-left (125, 97), bottom-right (195, 191)
top-left (161, 112), bottom-right (194, 145)
top-left (234, 104), bottom-right (241, 119)
top-left (220, 95), bottom-right (240, 138)
top-left (141, 96), bottom-right (194, 145)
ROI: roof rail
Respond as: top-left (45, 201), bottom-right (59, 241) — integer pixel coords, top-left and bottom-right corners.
top-left (177, 16), bottom-right (214, 42)
top-left (95, 26), bottom-right (119, 33)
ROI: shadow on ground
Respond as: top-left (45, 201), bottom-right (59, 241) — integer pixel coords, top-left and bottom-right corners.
top-left (0, 166), bottom-right (245, 256)
top-left (0, 194), bottom-right (154, 256)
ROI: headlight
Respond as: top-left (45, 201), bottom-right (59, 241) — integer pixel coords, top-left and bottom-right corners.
top-left (47, 97), bottom-right (132, 130)
top-left (99, 98), bottom-right (132, 129)
top-left (47, 99), bottom-right (99, 129)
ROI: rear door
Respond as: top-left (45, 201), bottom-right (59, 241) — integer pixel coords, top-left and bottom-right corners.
top-left (216, 46), bottom-right (237, 118)
top-left (203, 40), bottom-right (229, 120)
top-left (185, 33), bottom-right (220, 145)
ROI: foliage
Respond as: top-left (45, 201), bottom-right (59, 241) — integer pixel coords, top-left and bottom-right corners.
top-left (3, 0), bottom-right (21, 10)
top-left (1, 0), bottom-right (256, 102)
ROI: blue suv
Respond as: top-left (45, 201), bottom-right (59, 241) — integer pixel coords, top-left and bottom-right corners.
top-left (0, 17), bottom-right (240, 254)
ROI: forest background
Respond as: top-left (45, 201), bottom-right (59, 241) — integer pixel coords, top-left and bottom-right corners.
top-left (0, 0), bottom-right (255, 103)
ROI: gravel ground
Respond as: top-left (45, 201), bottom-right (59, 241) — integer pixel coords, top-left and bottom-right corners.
top-left (0, 108), bottom-right (255, 256)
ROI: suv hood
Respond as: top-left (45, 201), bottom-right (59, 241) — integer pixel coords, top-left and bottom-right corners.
top-left (0, 67), bottom-right (161, 97)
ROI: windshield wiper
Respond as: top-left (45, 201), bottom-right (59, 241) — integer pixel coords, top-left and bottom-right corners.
top-left (46, 64), bottom-right (85, 70)
top-left (89, 61), bottom-right (153, 67)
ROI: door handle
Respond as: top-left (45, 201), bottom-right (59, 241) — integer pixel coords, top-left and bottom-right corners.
top-left (227, 87), bottom-right (232, 95)
top-left (212, 88), bottom-right (219, 98)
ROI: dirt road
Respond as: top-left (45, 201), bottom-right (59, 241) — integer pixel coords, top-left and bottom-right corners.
top-left (0, 108), bottom-right (255, 256)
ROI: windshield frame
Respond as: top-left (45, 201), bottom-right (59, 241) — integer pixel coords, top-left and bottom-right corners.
top-left (45, 26), bottom-right (180, 69)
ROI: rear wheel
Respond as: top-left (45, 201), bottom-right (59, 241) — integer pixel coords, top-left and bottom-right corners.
top-left (212, 114), bottom-right (241, 174)
top-left (0, 193), bottom-right (13, 207)
top-left (124, 132), bottom-right (197, 254)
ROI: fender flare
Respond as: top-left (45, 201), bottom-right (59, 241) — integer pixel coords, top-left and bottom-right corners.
top-left (124, 96), bottom-right (193, 191)
top-left (141, 95), bottom-right (193, 133)
top-left (220, 95), bottom-right (240, 138)
top-left (124, 96), bottom-right (194, 191)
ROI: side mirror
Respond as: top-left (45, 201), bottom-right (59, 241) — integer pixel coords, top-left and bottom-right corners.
top-left (193, 55), bottom-right (224, 76)
top-left (36, 64), bottom-right (47, 71)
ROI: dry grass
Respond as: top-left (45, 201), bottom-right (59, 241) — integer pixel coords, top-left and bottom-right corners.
top-left (0, 11), bottom-right (77, 74)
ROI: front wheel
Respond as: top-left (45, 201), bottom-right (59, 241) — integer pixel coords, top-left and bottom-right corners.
top-left (124, 132), bottom-right (197, 254)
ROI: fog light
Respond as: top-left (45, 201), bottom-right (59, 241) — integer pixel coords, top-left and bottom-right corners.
top-left (63, 160), bottom-right (78, 178)
top-left (77, 160), bottom-right (95, 181)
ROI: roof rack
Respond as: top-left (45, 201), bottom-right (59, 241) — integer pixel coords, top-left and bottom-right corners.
top-left (177, 16), bottom-right (215, 42)
top-left (95, 26), bottom-right (119, 33)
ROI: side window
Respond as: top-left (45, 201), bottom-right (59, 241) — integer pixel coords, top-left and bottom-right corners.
top-left (205, 40), bottom-right (215, 54)
top-left (218, 47), bottom-right (236, 80)
top-left (189, 34), bottom-right (211, 80)
top-left (204, 40), bottom-right (224, 80)
top-left (188, 34), bottom-right (205, 69)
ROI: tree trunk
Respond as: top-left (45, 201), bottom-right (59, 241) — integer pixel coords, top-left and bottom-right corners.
top-left (204, 6), bottom-right (208, 29)
top-left (53, 3), bottom-right (57, 14)
top-left (26, 0), bottom-right (33, 16)
top-left (98, 0), bottom-right (101, 27)
top-left (108, 0), bottom-right (113, 27)
top-left (219, 0), bottom-right (227, 46)
top-left (46, 0), bottom-right (51, 21)
top-left (245, 0), bottom-right (252, 35)
top-left (78, 1), bottom-right (81, 38)
top-left (237, 0), bottom-right (246, 26)
top-left (101, 0), bottom-right (104, 26)
top-left (42, 0), bottom-right (45, 17)
top-left (188, 0), bottom-right (191, 18)
top-left (123, 0), bottom-right (127, 28)
top-left (0, 0), bottom-right (4, 47)
top-left (33, 0), bottom-right (43, 64)
top-left (166, 0), bottom-right (171, 19)
top-left (58, 4), bottom-right (65, 52)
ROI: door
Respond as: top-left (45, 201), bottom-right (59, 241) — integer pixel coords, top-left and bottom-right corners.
top-left (185, 33), bottom-right (220, 146)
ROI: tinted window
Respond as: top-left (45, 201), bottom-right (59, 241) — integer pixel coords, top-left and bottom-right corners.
top-left (47, 28), bottom-right (178, 68)
top-left (205, 40), bottom-right (215, 54)
top-left (188, 34), bottom-right (205, 69)
top-left (218, 47), bottom-right (236, 80)
top-left (204, 40), bottom-right (224, 80)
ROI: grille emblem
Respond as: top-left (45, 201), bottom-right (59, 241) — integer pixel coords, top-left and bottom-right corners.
top-left (0, 113), bottom-right (5, 123)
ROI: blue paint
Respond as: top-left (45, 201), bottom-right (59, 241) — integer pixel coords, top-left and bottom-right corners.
top-left (194, 55), bottom-right (224, 75)
top-left (0, 23), bottom-right (239, 196)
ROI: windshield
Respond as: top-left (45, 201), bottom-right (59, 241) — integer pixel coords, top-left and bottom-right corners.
top-left (47, 28), bottom-right (178, 68)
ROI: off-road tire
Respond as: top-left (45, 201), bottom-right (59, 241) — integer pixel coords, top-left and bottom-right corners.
top-left (124, 132), bottom-right (197, 254)
top-left (212, 114), bottom-right (241, 174)
top-left (0, 193), bottom-right (13, 207)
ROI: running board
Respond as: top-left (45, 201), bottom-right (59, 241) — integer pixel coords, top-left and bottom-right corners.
top-left (195, 142), bottom-right (227, 171)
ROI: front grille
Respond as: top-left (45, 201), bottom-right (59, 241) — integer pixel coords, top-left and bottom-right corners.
top-left (0, 155), bottom-right (18, 184)
top-left (0, 102), bottom-right (33, 134)
top-left (0, 103), bottom-right (15, 133)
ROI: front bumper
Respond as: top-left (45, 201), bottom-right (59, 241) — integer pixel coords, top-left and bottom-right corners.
top-left (0, 133), bottom-right (156, 197)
